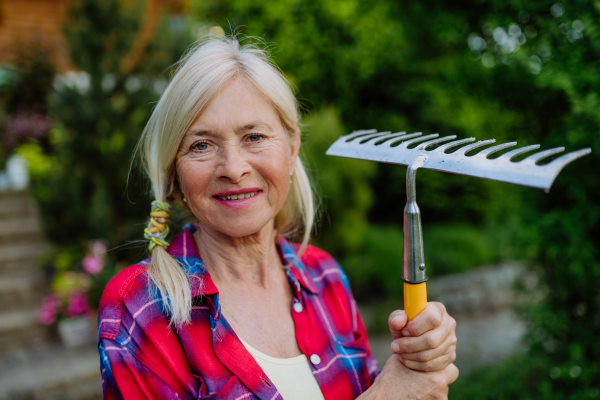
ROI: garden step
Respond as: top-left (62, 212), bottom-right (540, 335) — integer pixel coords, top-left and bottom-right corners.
top-left (0, 343), bottom-right (102, 400)
top-left (0, 307), bottom-right (50, 352)
top-left (0, 258), bottom-right (46, 277)
top-left (0, 215), bottom-right (46, 244)
top-left (0, 273), bottom-right (47, 312)
top-left (0, 190), bottom-right (37, 219)
top-left (0, 241), bottom-right (48, 269)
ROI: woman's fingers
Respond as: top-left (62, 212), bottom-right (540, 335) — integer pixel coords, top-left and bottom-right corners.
top-left (443, 363), bottom-right (460, 385)
top-left (399, 331), bottom-right (457, 362)
top-left (398, 348), bottom-right (457, 372)
top-left (392, 321), bottom-right (449, 353)
top-left (401, 302), bottom-right (446, 337)
top-left (388, 309), bottom-right (408, 340)
top-left (389, 303), bottom-right (458, 372)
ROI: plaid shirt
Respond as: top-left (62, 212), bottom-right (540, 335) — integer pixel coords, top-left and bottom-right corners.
top-left (98, 224), bottom-right (379, 399)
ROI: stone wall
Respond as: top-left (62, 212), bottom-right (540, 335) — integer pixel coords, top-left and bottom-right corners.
top-left (0, 189), bottom-right (49, 351)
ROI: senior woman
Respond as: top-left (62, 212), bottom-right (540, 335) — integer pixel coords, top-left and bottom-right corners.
top-left (98, 36), bottom-right (458, 400)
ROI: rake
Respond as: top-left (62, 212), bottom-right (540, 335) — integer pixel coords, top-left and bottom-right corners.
top-left (326, 130), bottom-right (591, 321)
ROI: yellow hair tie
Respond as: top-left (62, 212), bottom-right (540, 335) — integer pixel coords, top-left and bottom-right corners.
top-left (143, 200), bottom-right (172, 250)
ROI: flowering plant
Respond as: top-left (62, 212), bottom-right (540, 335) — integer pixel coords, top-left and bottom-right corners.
top-left (38, 291), bottom-right (91, 326)
top-left (37, 240), bottom-right (107, 326)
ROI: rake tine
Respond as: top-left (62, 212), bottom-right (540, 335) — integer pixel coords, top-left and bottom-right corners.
top-left (475, 141), bottom-right (518, 158)
top-left (389, 132), bottom-right (424, 147)
top-left (348, 131), bottom-right (386, 143)
top-left (359, 131), bottom-right (392, 144)
top-left (498, 144), bottom-right (541, 161)
top-left (345, 129), bottom-right (378, 142)
top-left (455, 139), bottom-right (496, 155)
top-left (546, 148), bottom-right (592, 170)
top-left (374, 132), bottom-right (407, 145)
top-left (522, 147), bottom-right (565, 164)
top-left (398, 134), bottom-right (439, 148)
top-left (435, 138), bottom-right (476, 153)
top-left (416, 135), bottom-right (457, 150)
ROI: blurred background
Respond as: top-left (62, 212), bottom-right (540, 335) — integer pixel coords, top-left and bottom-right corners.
top-left (0, 0), bottom-right (598, 398)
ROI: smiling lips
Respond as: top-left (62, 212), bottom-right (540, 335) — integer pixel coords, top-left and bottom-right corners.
top-left (212, 188), bottom-right (263, 204)
top-left (215, 191), bottom-right (259, 201)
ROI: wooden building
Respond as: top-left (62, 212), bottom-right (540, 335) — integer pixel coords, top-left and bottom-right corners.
top-left (0, 0), bottom-right (186, 72)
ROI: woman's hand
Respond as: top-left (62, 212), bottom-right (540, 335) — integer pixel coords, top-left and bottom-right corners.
top-left (358, 354), bottom-right (459, 400)
top-left (388, 302), bottom-right (457, 372)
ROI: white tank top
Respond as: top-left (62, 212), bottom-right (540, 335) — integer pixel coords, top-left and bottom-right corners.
top-left (240, 339), bottom-right (325, 400)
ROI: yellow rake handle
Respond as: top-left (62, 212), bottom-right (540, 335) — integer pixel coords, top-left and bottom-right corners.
top-left (404, 281), bottom-right (427, 321)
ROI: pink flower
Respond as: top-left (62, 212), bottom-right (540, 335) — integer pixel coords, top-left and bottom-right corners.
top-left (90, 240), bottom-right (107, 255)
top-left (82, 254), bottom-right (103, 275)
top-left (38, 295), bottom-right (61, 325)
top-left (2, 111), bottom-right (51, 149)
top-left (65, 291), bottom-right (91, 318)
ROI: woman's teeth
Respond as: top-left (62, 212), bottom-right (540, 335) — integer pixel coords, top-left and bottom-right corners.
top-left (217, 191), bottom-right (258, 200)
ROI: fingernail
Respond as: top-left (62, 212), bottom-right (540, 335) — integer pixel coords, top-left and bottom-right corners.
top-left (402, 329), bottom-right (410, 337)
top-left (392, 343), bottom-right (400, 352)
top-left (391, 316), bottom-right (401, 327)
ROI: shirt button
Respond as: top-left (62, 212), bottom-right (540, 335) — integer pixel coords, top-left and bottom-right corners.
top-left (293, 302), bottom-right (303, 313)
top-left (310, 354), bottom-right (321, 365)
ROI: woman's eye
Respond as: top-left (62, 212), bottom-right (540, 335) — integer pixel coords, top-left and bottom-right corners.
top-left (194, 142), bottom-right (209, 151)
top-left (248, 134), bottom-right (265, 143)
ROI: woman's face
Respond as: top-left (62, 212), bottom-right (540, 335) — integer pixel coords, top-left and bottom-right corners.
top-left (176, 77), bottom-right (300, 239)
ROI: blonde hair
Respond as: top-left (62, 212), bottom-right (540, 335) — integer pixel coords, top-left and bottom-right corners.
top-left (137, 35), bottom-right (315, 326)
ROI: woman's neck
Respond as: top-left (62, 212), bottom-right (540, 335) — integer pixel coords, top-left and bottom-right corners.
top-left (193, 222), bottom-right (283, 289)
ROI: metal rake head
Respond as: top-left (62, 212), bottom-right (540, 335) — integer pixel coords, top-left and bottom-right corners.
top-left (325, 129), bottom-right (592, 190)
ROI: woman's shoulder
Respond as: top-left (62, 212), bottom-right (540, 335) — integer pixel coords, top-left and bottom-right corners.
top-left (296, 244), bottom-right (351, 285)
top-left (299, 244), bottom-right (339, 267)
top-left (97, 260), bottom-right (154, 340)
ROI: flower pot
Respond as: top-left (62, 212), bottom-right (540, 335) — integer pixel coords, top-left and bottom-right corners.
top-left (58, 316), bottom-right (95, 348)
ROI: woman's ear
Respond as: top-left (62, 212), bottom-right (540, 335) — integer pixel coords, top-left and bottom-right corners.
top-left (289, 127), bottom-right (301, 175)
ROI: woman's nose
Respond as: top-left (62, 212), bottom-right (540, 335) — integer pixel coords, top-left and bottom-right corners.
top-left (216, 145), bottom-right (252, 183)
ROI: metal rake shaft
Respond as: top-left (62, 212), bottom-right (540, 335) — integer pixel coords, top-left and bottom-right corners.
top-left (326, 130), bottom-right (592, 190)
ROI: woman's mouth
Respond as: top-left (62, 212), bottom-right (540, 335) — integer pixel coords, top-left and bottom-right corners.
top-left (215, 191), bottom-right (259, 201)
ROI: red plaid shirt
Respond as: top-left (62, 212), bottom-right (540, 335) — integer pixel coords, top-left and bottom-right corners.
top-left (98, 224), bottom-right (379, 399)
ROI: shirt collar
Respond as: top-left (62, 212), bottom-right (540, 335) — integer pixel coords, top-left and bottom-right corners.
top-left (166, 224), bottom-right (319, 296)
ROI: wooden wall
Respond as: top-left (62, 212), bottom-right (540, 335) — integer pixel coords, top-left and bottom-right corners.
top-left (0, 0), bottom-right (186, 72)
top-left (0, 0), bottom-right (71, 70)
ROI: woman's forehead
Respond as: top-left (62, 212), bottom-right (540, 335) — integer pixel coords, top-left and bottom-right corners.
top-left (186, 78), bottom-right (282, 135)
top-left (185, 120), bottom-right (275, 140)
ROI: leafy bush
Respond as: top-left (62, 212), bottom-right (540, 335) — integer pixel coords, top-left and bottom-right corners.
top-left (342, 223), bottom-right (500, 302)
top-left (424, 225), bottom-right (498, 276)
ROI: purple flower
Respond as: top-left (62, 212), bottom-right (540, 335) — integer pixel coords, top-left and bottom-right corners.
top-left (2, 111), bottom-right (51, 149)
top-left (82, 254), bottom-right (104, 275)
top-left (38, 294), bottom-right (61, 325)
top-left (65, 291), bottom-right (91, 318)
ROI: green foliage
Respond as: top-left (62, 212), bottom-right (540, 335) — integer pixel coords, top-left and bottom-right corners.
top-left (0, 40), bottom-right (55, 166)
top-left (300, 107), bottom-right (376, 254)
top-left (342, 225), bottom-right (405, 301)
top-left (450, 351), bottom-right (600, 400)
top-left (22, 0), bottom-right (194, 259)
top-left (424, 225), bottom-right (498, 276)
top-left (342, 224), bottom-right (501, 302)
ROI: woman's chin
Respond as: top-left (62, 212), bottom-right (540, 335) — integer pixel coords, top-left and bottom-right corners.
top-left (201, 218), bottom-right (275, 241)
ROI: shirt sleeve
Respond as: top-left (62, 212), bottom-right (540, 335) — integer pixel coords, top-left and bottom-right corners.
top-left (99, 339), bottom-right (186, 400)
top-left (352, 299), bottom-right (382, 384)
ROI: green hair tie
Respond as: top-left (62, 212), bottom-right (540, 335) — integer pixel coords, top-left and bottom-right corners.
top-left (143, 200), bottom-right (172, 250)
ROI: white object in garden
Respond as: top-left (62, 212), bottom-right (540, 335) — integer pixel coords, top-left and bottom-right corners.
top-left (0, 154), bottom-right (29, 191)
top-left (6, 154), bottom-right (29, 190)
top-left (58, 317), bottom-right (96, 348)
